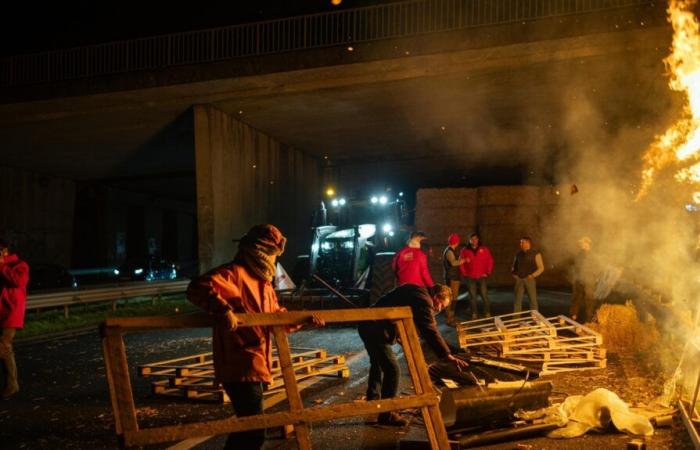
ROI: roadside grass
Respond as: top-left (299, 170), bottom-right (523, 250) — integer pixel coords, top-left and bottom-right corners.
top-left (17, 295), bottom-right (197, 339)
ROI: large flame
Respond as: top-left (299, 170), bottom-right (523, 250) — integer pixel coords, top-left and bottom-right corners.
top-left (638, 0), bottom-right (700, 200)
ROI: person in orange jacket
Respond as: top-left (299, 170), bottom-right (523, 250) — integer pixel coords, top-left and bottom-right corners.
top-left (187, 225), bottom-right (323, 450)
top-left (0, 239), bottom-right (30, 399)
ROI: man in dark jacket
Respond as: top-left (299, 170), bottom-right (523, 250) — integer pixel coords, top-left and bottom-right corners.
top-left (0, 239), bottom-right (29, 399)
top-left (358, 283), bottom-right (468, 426)
top-left (511, 237), bottom-right (544, 312)
top-left (570, 236), bottom-right (598, 323)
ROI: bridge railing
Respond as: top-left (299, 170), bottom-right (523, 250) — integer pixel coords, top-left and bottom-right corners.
top-left (0, 0), bottom-right (652, 87)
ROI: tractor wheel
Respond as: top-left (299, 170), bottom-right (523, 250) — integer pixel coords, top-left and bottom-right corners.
top-left (291, 255), bottom-right (311, 286)
top-left (369, 252), bottom-right (396, 305)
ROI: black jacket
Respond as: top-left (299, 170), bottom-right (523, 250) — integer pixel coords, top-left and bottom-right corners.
top-left (372, 284), bottom-right (451, 359)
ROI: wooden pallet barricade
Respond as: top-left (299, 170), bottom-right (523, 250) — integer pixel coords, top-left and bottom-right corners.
top-left (100, 308), bottom-right (450, 449)
top-left (139, 348), bottom-right (349, 403)
top-left (456, 311), bottom-right (606, 375)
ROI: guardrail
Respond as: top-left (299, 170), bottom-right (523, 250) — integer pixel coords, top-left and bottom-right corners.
top-left (0, 0), bottom-right (652, 87)
top-left (26, 280), bottom-right (190, 318)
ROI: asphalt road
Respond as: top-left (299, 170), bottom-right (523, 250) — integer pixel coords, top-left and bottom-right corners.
top-left (0, 289), bottom-right (693, 449)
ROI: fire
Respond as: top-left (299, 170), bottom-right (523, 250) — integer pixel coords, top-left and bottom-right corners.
top-left (638, 0), bottom-right (700, 200)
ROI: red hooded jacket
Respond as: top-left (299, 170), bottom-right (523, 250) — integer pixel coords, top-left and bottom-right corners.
top-left (460, 245), bottom-right (494, 279)
top-left (392, 247), bottom-right (434, 287)
top-left (0, 254), bottom-right (30, 329)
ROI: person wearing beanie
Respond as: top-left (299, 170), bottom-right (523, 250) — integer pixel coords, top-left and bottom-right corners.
top-left (0, 239), bottom-right (29, 399)
top-left (459, 233), bottom-right (494, 319)
top-left (358, 283), bottom-right (468, 427)
top-left (187, 224), bottom-right (323, 450)
top-left (442, 233), bottom-right (464, 326)
top-left (392, 231), bottom-right (434, 288)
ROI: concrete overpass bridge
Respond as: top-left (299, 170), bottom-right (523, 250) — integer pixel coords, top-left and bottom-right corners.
top-left (0, 0), bottom-right (677, 271)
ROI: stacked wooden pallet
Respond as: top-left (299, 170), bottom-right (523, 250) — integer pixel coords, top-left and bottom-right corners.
top-left (138, 347), bottom-right (350, 403)
top-left (456, 310), bottom-right (606, 375)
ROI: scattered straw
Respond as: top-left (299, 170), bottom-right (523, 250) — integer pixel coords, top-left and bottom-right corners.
top-left (588, 301), bottom-right (659, 353)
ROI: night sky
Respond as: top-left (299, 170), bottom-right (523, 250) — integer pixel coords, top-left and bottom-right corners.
top-left (1, 0), bottom-right (395, 57)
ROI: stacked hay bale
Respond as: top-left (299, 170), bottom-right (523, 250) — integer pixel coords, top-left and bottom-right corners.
top-left (588, 301), bottom-right (659, 353)
top-left (414, 185), bottom-right (570, 287)
top-left (415, 188), bottom-right (477, 282)
top-left (477, 186), bottom-right (541, 286)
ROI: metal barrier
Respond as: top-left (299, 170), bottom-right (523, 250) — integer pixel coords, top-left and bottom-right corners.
top-left (27, 280), bottom-right (189, 318)
top-left (101, 308), bottom-right (449, 448)
top-left (0, 0), bottom-right (652, 87)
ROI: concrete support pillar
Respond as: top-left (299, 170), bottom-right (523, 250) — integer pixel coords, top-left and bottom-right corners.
top-left (194, 105), bottom-right (320, 273)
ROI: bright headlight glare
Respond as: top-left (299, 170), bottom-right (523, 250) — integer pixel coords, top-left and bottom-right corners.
top-left (339, 198), bottom-right (346, 206)
top-left (379, 196), bottom-right (388, 205)
top-left (331, 199), bottom-right (339, 207)
top-left (134, 268), bottom-right (144, 275)
top-left (321, 242), bottom-right (333, 251)
top-left (370, 196), bottom-right (378, 204)
top-left (382, 223), bottom-right (392, 233)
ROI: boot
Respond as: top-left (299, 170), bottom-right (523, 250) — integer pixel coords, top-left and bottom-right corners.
top-left (377, 411), bottom-right (409, 427)
top-left (1, 347), bottom-right (18, 399)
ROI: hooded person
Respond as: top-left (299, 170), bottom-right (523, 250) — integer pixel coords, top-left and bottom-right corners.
top-left (187, 224), bottom-right (323, 450)
top-left (442, 233), bottom-right (464, 326)
top-left (0, 239), bottom-right (29, 399)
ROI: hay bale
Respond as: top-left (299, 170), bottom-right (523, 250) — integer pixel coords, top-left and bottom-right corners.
top-left (477, 186), bottom-right (540, 206)
top-left (416, 188), bottom-right (477, 208)
top-left (588, 301), bottom-right (659, 353)
top-left (477, 206), bottom-right (540, 225)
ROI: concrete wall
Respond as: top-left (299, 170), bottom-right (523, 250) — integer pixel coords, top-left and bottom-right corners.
top-left (0, 166), bottom-right (75, 266)
top-left (416, 186), bottom-right (566, 287)
top-left (194, 105), bottom-right (320, 272)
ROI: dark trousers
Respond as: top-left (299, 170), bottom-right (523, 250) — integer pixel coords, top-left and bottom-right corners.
top-left (466, 277), bottom-right (491, 317)
top-left (570, 281), bottom-right (596, 323)
top-left (222, 381), bottom-right (265, 450)
top-left (358, 323), bottom-right (400, 401)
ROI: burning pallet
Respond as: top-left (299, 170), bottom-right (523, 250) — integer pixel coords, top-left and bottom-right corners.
top-left (456, 310), bottom-right (606, 375)
top-left (138, 347), bottom-right (350, 403)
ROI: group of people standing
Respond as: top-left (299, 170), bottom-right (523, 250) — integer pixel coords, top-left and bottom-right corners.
top-left (442, 233), bottom-right (545, 323)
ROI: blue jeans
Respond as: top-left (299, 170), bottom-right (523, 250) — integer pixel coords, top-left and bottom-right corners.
top-left (358, 323), bottom-right (400, 400)
top-left (514, 276), bottom-right (538, 312)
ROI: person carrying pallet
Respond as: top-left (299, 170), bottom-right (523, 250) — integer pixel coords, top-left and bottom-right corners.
top-left (186, 224), bottom-right (323, 450)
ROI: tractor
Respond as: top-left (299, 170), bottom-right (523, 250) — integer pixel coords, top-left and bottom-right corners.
top-left (291, 192), bottom-right (411, 306)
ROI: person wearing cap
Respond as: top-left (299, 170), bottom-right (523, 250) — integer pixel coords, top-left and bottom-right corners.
top-left (358, 283), bottom-right (468, 426)
top-left (570, 236), bottom-right (598, 322)
top-left (442, 233), bottom-right (465, 326)
top-left (392, 231), bottom-right (434, 288)
top-left (187, 224), bottom-right (324, 450)
top-left (460, 233), bottom-right (494, 320)
top-left (511, 236), bottom-right (544, 312)
top-left (0, 239), bottom-right (29, 399)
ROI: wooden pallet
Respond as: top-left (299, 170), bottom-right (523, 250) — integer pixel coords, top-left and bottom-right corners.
top-left (139, 347), bottom-right (349, 403)
top-left (457, 311), bottom-right (606, 375)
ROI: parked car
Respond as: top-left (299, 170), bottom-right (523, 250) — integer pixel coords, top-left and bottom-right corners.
top-left (116, 258), bottom-right (178, 282)
top-left (26, 263), bottom-right (78, 293)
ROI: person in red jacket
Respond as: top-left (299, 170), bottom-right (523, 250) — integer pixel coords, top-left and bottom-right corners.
top-left (460, 233), bottom-right (494, 319)
top-left (392, 231), bottom-right (434, 288)
top-left (0, 239), bottom-right (29, 399)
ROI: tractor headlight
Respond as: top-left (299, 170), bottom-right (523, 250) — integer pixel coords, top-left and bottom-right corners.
top-left (321, 242), bottom-right (333, 251)
top-left (382, 223), bottom-right (392, 233)
top-left (370, 196), bottom-right (378, 204)
top-left (339, 198), bottom-right (346, 206)
top-left (134, 268), bottom-right (144, 275)
top-left (379, 195), bottom-right (388, 205)
top-left (342, 241), bottom-right (354, 249)
top-left (331, 199), bottom-right (339, 207)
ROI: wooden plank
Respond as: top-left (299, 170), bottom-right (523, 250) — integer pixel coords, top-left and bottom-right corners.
top-left (105, 307), bottom-right (414, 330)
top-left (396, 318), bottom-right (451, 450)
top-left (124, 394), bottom-right (437, 447)
top-left (272, 326), bottom-right (312, 450)
top-left (102, 326), bottom-right (139, 437)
